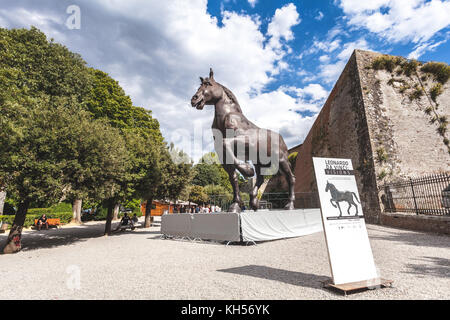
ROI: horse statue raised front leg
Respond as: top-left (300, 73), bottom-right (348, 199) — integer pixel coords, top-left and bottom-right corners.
top-left (191, 68), bottom-right (296, 213)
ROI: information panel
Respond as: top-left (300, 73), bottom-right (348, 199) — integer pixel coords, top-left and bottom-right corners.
top-left (313, 157), bottom-right (378, 285)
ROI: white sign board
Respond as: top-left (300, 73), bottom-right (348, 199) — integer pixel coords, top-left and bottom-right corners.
top-left (313, 157), bottom-right (378, 285)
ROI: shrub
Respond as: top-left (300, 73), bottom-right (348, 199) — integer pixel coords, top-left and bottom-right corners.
top-left (371, 55), bottom-right (402, 72)
top-left (400, 59), bottom-right (420, 77)
top-left (421, 62), bottom-right (450, 84)
top-left (0, 211), bottom-right (73, 229)
top-left (409, 87), bottom-right (423, 101)
top-left (377, 170), bottom-right (387, 180)
top-left (376, 147), bottom-right (388, 163)
top-left (430, 83), bottom-right (443, 102)
top-left (28, 202), bottom-right (72, 215)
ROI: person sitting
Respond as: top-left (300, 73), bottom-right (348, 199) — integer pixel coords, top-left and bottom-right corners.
top-left (37, 214), bottom-right (49, 231)
top-left (115, 212), bottom-right (133, 231)
top-left (131, 213), bottom-right (139, 226)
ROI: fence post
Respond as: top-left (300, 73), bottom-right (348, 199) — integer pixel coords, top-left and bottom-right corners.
top-left (410, 178), bottom-right (419, 215)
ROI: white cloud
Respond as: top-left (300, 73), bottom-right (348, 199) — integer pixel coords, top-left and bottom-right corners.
top-left (315, 11), bottom-right (324, 21)
top-left (248, 0), bottom-right (258, 8)
top-left (318, 38), bottom-right (371, 83)
top-left (283, 83), bottom-right (329, 103)
top-left (319, 55), bottom-right (330, 63)
top-left (337, 0), bottom-right (450, 44)
top-left (0, 8), bottom-right (66, 42)
top-left (408, 38), bottom-right (448, 59)
top-left (0, 0), bottom-right (310, 161)
top-left (267, 3), bottom-right (301, 49)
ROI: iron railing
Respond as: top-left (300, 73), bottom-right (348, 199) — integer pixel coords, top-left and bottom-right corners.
top-left (208, 192), bottom-right (320, 210)
top-left (379, 173), bottom-right (450, 216)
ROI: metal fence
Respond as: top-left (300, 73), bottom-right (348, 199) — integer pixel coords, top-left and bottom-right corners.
top-left (379, 173), bottom-right (450, 216)
top-left (209, 192), bottom-right (320, 211)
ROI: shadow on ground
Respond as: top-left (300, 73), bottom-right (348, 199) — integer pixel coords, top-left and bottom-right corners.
top-left (367, 225), bottom-right (449, 249)
top-left (404, 256), bottom-right (450, 279)
top-left (217, 265), bottom-right (330, 290)
top-left (0, 221), bottom-right (157, 252)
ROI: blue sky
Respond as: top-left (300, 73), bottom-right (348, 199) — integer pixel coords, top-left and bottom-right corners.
top-left (0, 0), bottom-right (449, 160)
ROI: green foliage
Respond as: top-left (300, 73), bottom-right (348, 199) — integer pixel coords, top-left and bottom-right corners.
top-left (444, 138), bottom-right (449, 146)
top-left (204, 184), bottom-right (233, 205)
top-left (192, 152), bottom-right (231, 191)
top-left (371, 55), bottom-right (402, 72)
top-left (28, 202), bottom-right (72, 214)
top-left (437, 123), bottom-right (447, 135)
top-left (188, 185), bottom-right (209, 204)
top-left (377, 170), bottom-right (387, 181)
top-left (409, 86), bottom-right (423, 101)
top-left (0, 211), bottom-right (73, 228)
top-left (399, 59), bottom-right (420, 77)
top-left (421, 62), bottom-right (450, 84)
top-left (429, 83), bottom-right (443, 102)
top-left (376, 147), bottom-right (388, 163)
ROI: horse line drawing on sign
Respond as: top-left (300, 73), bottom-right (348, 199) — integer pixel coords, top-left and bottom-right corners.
top-left (325, 181), bottom-right (362, 217)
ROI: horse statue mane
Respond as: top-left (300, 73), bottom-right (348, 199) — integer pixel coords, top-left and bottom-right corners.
top-left (219, 84), bottom-right (239, 105)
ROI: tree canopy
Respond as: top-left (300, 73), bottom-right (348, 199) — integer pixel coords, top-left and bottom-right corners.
top-left (0, 27), bottom-right (191, 251)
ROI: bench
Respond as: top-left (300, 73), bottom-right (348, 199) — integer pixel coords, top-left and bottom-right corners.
top-left (34, 218), bottom-right (61, 229)
top-left (116, 221), bottom-right (141, 232)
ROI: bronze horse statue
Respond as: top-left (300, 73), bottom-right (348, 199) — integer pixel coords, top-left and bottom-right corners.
top-left (191, 68), bottom-right (295, 213)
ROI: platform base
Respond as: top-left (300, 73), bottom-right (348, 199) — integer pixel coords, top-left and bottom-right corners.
top-left (323, 278), bottom-right (393, 296)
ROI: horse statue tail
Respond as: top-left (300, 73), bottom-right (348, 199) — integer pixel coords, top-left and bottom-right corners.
top-left (352, 192), bottom-right (360, 204)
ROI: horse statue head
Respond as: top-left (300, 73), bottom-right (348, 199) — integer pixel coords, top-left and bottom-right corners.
top-left (191, 68), bottom-right (224, 110)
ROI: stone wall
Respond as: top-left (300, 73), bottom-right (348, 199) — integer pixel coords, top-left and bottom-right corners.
top-left (289, 49), bottom-right (449, 231)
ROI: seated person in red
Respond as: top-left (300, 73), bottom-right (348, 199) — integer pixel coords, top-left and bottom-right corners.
top-left (37, 214), bottom-right (49, 231)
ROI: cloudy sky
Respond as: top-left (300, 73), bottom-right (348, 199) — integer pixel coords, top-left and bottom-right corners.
top-left (1, 0), bottom-right (449, 161)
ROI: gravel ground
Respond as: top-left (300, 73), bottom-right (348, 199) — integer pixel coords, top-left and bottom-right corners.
top-left (0, 217), bottom-right (448, 300)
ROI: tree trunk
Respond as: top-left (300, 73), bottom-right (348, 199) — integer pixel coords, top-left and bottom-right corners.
top-left (113, 203), bottom-right (120, 220)
top-left (104, 201), bottom-right (114, 235)
top-left (2, 200), bottom-right (29, 254)
top-left (72, 199), bottom-right (82, 224)
top-left (144, 198), bottom-right (153, 228)
top-left (0, 190), bottom-right (6, 215)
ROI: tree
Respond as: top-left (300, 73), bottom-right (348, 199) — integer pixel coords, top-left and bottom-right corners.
top-left (61, 115), bottom-right (129, 224)
top-left (84, 68), bottom-right (167, 229)
top-left (1, 103), bottom-right (127, 252)
top-left (188, 185), bottom-right (209, 205)
top-left (204, 184), bottom-right (232, 207)
top-left (192, 152), bottom-right (231, 190)
top-left (0, 27), bottom-right (130, 249)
